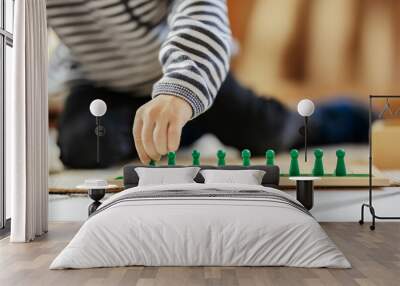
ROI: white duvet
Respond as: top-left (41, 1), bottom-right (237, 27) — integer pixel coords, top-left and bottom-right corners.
top-left (50, 183), bottom-right (350, 269)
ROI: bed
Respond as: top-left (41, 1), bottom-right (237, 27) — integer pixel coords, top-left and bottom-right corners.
top-left (50, 165), bottom-right (350, 269)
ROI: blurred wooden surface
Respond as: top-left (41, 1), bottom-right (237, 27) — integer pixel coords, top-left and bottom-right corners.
top-left (230, 0), bottom-right (400, 110)
top-left (372, 119), bottom-right (400, 169)
top-left (1, 222), bottom-right (400, 286)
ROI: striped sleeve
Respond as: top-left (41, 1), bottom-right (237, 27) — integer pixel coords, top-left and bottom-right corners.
top-left (152, 0), bottom-right (232, 118)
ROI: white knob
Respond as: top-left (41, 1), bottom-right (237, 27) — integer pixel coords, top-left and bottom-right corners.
top-left (297, 99), bottom-right (315, 117)
top-left (90, 99), bottom-right (107, 117)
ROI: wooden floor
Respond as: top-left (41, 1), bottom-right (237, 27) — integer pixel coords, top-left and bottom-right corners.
top-left (0, 222), bottom-right (399, 286)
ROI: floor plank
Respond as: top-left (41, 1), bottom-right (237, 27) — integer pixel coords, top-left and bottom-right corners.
top-left (0, 222), bottom-right (399, 286)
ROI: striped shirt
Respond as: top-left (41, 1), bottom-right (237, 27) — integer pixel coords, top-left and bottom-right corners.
top-left (46, 0), bottom-right (232, 117)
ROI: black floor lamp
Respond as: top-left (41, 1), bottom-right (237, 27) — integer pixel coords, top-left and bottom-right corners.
top-left (359, 95), bottom-right (400, 230)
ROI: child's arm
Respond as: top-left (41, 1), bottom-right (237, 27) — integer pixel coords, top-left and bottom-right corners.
top-left (153, 0), bottom-right (232, 118)
top-left (133, 0), bottom-right (232, 163)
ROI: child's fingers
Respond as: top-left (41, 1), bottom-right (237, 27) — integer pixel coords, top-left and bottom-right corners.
top-left (142, 116), bottom-right (160, 161)
top-left (153, 119), bottom-right (168, 156)
top-left (132, 95), bottom-right (192, 163)
top-left (132, 115), bottom-right (150, 164)
top-left (167, 122), bottom-right (182, 152)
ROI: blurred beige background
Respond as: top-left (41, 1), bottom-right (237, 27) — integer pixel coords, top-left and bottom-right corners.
top-left (49, 0), bottom-right (400, 109)
top-left (228, 0), bottom-right (400, 107)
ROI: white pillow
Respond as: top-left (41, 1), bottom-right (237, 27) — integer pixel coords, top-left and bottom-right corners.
top-left (135, 167), bottom-right (200, 186)
top-left (200, 169), bottom-right (266, 185)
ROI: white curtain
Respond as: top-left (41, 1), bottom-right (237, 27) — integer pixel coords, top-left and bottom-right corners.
top-left (7, 0), bottom-right (48, 242)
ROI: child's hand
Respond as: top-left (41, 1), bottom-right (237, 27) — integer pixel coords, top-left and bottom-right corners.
top-left (133, 95), bottom-right (192, 163)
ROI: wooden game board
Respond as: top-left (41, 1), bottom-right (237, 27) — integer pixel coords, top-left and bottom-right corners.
top-left (279, 165), bottom-right (391, 188)
top-left (264, 148), bottom-right (392, 188)
top-left (49, 146), bottom-right (395, 193)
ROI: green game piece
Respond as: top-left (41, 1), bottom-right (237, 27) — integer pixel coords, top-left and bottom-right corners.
top-left (149, 159), bottom-right (156, 166)
top-left (266, 149), bottom-right (275, 166)
top-left (167, 151), bottom-right (176, 166)
top-left (217, 150), bottom-right (226, 166)
top-left (312, 149), bottom-right (324, 176)
top-left (335, 149), bottom-right (347, 176)
top-left (242, 149), bottom-right (251, 166)
top-left (289, 149), bottom-right (300, 176)
top-left (192, 149), bottom-right (200, 166)
top-left (114, 176), bottom-right (123, 180)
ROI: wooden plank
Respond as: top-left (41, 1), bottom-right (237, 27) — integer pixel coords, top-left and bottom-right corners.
top-left (279, 176), bottom-right (390, 188)
top-left (279, 165), bottom-right (392, 188)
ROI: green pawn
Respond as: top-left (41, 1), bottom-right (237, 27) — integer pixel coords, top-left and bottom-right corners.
top-left (312, 149), bottom-right (324, 176)
top-left (217, 150), bottom-right (226, 166)
top-left (266, 149), bottom-right (275, 166)
top-left (149, 159), bottom-right (156, 166)
top-left (242, 149), bottom-right (251, 166)
top-left (335, 149), bottom-right (347, 176)
top-left (289, 149), bottom-right (300, 176)
top-left (167, 151), bottom-right (176, 166)
top-left (192, 149), bottom-right (200, 166)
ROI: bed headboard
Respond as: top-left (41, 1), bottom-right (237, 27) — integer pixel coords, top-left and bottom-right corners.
top-left (123, 165), bottom-right (280, 189)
